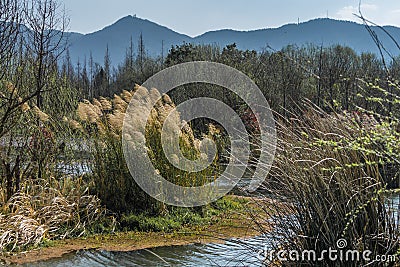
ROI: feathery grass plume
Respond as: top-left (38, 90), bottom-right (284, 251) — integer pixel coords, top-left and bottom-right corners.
top-left (128, 98), bottom-right (140, 109)
top-left (77, 102), bottom-right (88, 121)
top-left (161, 110), bottom-right (181, 137)
top-left (161, 94), bottom-right (173, 105)
top-left (149, 108), bottom-right (161, 129)
top-left (208, 123), bottom-right (221, 135)
top-left (70, 119), bottom-right (83, 131)
top-left (95, 121), bottom-right (106, 135)
top-left (199, 153), bottom-right (208, 162)
top-left (19, 97), bottom-right (30, 112)
top-left (124, 115), bottom-right (144, 134)
top-left (32, 106), bottom-right (49, 122)
top-left (73, 85), bottom-right (216, 213)
top-left (135, 87), bottom-right (153, 109)
top-left (119, 105), bottom-right (149, 134)
top-left (149, 88), bottom-right (161, 102)
top-left (90, 102), bottom-right (103, 117)
top-left (108, 110), bottom-right (125, 132)
top-left (133, 84), bottom-right (148, 97)
top-left (112, 94), bottom-right (128, 112)
top-left (193, 139), bottom-right (201, 150)
top-left (153, 95), bottom-right (164, 110)
top-left (154, 101), bottom-right (181, 129)
top-left (181, 120), bottom-right (196, 147)
top-left (99, 97), bottom-right (112, 111)
top-left (121, 90), bottom-right (133, 102)
top-left (77, 103), bottom-right (100, 123)
top-left (126, 131), bottom-right (145, 145)
top-left (153, 101), bottom-right (166, 118)
top-left (92, 98), bottom-right (103, 109)
top-left (63, 117), bottom-right (82, 131)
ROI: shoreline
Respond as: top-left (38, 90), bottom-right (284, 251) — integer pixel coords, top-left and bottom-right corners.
top-left (1, 196), bottom-right (267, 265)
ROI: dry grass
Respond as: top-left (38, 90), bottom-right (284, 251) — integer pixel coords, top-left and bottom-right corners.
top-left (251, 102), bottom-right (400, 266)
top-left (0, 178), bottom-right (108, 252)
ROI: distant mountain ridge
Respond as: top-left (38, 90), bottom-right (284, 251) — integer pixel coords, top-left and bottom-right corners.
top-left (66, 16), bottom-right (400, 66)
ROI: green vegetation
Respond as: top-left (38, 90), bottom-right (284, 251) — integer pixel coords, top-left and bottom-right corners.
top-left (119, 197), bottom-right (245, 232)
top-left (0, 1), bottom-right (399, 266)
top-left (255, 102), bottom-right (400, 266)
top-left (72, 85), bottom-right (221, 214)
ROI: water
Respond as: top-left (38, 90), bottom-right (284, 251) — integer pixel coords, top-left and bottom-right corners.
top-left (23, 196), bottom-right (400, 267)
top-left (56, 161), bottom-right (91, 176)
top-left (386, 193), bottom-right (400, 225)
top-left (25, 236), bottom-right (272, 267)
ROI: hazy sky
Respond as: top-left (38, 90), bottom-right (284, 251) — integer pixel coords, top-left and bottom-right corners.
top-left (63, 0), bottom-right (400, 36)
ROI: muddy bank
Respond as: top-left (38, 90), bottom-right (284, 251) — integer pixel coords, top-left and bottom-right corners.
top-left (1, 196), bottom-right (270, 265)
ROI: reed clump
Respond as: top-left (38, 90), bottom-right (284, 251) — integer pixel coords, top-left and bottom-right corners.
top-left (75, 85), bottom-right (217, 214)
top-left (255, 102), bottom-right (399, 266)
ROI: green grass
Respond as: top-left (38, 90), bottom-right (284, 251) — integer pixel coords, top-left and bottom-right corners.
top-left (119, 196), bottom-right (245, 232)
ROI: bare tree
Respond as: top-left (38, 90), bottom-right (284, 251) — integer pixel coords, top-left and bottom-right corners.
top-left (23, 0), bottom-right (69, 109)
top-left (0, 0), bottom-right (22, 80)
top-left (89, 51), bottom-right (94, 98)
top-left (0, 0), bottom-right (25, 201)
top-left (0, 0), bottom-right (27, 140)
top-left (137, 32), bottom-right (145, 77)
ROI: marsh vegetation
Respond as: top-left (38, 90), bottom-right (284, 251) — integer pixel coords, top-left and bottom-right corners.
top-left (0, 1), bottom-right (399, 265)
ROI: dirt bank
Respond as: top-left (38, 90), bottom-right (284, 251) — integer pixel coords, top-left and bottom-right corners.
top-left (1, 196), bottom-right (270, 265)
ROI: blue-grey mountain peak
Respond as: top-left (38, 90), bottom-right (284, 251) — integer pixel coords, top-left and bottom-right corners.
top-left (67, 16), bottom-right (400, 66)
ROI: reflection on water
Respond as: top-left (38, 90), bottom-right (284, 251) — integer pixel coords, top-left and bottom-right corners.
top-left (56, 161), bottom-right (91, 176)
top-left (26, 236), bottom-right (271, 267)
top-left (387, 193), bottom-right (400, 225)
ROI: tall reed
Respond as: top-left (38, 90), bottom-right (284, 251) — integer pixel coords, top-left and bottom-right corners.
top-left (75, 85), bottom-right (218, 214)
top-left (252, 102), bottom-right (399, 266)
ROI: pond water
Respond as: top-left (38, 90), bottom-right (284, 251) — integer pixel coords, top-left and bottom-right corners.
top-left (25, 195), bottom-right (399, 267)
top-left (387, 193), bottom-right (400, 225)
top-left (26, 236), bottom-right (271, 267)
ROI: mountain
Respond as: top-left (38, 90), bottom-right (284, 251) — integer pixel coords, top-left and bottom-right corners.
top-left (67, 16), bottom-right (400, 67)
top-left (68, 15), bottom-right (191, 66)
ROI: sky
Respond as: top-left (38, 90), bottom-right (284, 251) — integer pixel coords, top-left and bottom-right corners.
top-left (63, 0), bottom-right (400, 37)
